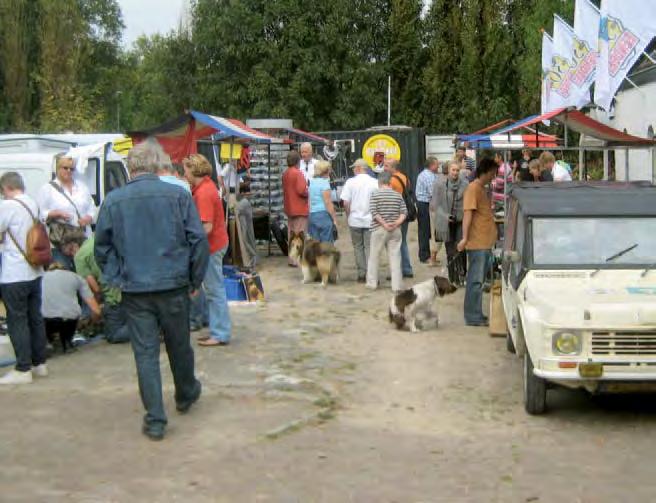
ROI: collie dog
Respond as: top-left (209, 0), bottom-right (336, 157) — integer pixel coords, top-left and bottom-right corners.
top-left (389, 276), bottom-right (457, 332)
top-left (301, 238), bottom-right (341, 286)
top-left (288, 231), bottom-right (305, 266)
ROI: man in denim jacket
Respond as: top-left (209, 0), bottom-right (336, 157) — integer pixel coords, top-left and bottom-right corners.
top-left (95, 140), bottom-right (209, 441)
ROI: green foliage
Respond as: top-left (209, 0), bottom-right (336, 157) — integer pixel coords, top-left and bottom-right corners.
top-left (0, 0), bottom-right (577, 134)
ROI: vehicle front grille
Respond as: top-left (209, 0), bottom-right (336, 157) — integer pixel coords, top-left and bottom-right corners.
top-left (592, 331), bottom-right (656, 356)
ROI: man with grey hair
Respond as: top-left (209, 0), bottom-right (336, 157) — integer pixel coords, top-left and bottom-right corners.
top-left (340, 158), bottom-right (379, 282)
top-left (299, 142), bottom-right (316, 182)
top-left (95, 140), bottom-right (210, 441)
top-left (0, 172), bottom-right (48, 384)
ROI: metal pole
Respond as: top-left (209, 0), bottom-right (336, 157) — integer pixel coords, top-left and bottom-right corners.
top-left (625, 147), bottom-right (630, 181)
top-left (603, 149), bottom-right (609, 180)
top-left (267, 143), bottom-right (272, 257)
top-left (579, 149), bottom-right (585, 181)
top-left (387, 76), bottom-right (391, 126)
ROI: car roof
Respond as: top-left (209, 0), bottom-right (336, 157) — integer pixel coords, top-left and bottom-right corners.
top-left (508, 181), bottom-right (656, 217)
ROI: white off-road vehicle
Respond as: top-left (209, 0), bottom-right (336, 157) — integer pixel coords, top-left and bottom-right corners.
top-left (502, 182), bottom-right (656, 414)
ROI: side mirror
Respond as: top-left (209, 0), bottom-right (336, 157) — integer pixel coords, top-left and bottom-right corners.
top-left (504, 250), bottom-right (521, 264)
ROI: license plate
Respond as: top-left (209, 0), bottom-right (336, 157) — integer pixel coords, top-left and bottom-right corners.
top-left (579, 362), bottom-right (603, 378)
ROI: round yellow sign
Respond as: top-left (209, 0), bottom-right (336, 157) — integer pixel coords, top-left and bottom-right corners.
top-left (362, 134), bottom-right (401, 168)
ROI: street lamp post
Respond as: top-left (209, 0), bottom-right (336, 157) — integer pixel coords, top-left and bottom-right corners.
top-left (116, 91), bottom-right (122, 131)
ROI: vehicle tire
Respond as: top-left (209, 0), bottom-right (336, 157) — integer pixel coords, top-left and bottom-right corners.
top-left (270, 220), bottom-right (288, 256)
top-left (523, 352), bottom-right (547, 415)
top-left (506, 332), bottom-right (516, 354)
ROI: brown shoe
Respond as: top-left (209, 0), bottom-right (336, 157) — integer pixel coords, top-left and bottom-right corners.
top-left (198, 339), bottom-right (230, 347)
top-left (196, 334), bottom-right (210, 342)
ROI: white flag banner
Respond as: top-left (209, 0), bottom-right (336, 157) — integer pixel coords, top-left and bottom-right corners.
top-left (572, 0), bottom-right (600, 107)
top-left (541, 32), bottom-right (554, 120)
top-left (547, 15), bottom-right (578, 110)
top-left (594, 0), bottom-right (656, 111)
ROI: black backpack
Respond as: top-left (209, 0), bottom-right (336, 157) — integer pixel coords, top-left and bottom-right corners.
top-left (392, 174), bottom-right (417, 222)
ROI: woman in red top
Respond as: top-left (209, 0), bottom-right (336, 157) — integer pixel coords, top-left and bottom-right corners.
top-left (183, 154), bottom-right (232, 347)
top-left (282, 150), bottom-right (309, 266)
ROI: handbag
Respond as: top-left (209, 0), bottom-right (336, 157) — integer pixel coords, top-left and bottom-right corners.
top-left (47, 181), bottom-right (84, 246)
top-left (392, 174), bottom-right (417, 222)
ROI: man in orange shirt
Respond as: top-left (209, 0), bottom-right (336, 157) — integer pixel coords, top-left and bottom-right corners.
top-left (457, 158), bottom-right (498, 326)
top-left (184, 154), bottom-right (232, 347)
top-left (386, 159), bottom-right (414, 278)
top-left (282, 150), bottom-right (309, 267)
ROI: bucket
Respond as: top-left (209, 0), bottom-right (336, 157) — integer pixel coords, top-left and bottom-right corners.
top-left (223, 266), bottom-right (248, 302)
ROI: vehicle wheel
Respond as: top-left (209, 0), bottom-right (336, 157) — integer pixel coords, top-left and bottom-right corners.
top-left (523, 352), bottom-right (547, 415)
top-left (506, 332), bottom-right (516, 354)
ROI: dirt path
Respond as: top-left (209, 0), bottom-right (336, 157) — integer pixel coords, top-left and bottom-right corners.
top-left (2, 221), bottom-right (656, 502)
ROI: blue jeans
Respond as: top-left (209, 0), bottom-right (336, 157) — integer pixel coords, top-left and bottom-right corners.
top-left (189, 288), bottom-right (209, 328)
top-left (308, 211), bottom-right (334, 243)
top-left (400, 220), bottom-right (413, 276)
top-left (103, 303), bottom-right (130, 343)
top-left (464, 249), bottom-right (492, 324)
top-left (1, 279), bottom-right (47, 372)
top-left (123, 287), bottom-right (200, 427)
top-left (204, 247), bottom-right (232, 343)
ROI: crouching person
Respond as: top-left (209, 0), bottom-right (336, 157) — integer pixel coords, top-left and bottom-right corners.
top-left (95, 141), bottom-right (210, 441)
top-left (42, 262), bottom-right (101, 352)
top-left (75, 236), bottom-right (129, 343)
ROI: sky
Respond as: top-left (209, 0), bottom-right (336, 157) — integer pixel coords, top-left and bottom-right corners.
top-left (117, 0), bottom-right (188, 47)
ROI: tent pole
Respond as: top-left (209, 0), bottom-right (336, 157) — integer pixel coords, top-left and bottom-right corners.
top-left (603, 149), bottom-right (609, 181)
top-left (564, 123), bottom-right (569, 148)
top-left (579, 149), bottom-right (585, 181)
top-left (267, 144), bottom-right (272, 257)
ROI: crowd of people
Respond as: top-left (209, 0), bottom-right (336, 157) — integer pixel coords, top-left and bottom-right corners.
top-left (0, 136), bottom-right (569, 438)
top-left (282, 145), bottom-right (571, 328)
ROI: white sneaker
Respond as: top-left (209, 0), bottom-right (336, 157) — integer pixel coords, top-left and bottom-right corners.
top-left (0, 369), bottom-right (33, 385)
top-left (33, 364), bottom-right (48, 378)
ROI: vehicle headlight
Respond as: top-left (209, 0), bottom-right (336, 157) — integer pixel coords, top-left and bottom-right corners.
top-left (552, 331), bottom-right (582, 355)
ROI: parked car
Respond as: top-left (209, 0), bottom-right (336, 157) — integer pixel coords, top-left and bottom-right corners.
top-left (502, 182), bottom-right (656, 414)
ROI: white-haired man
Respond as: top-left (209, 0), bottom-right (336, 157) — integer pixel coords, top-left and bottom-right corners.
top-left (341, 158), bottom-right (379, 282)
top-left (95, 140), bottom-right (210, 440)
top-left (299, 142), bottom-right (317, 182)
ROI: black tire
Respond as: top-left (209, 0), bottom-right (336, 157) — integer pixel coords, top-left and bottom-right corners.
top-left (523, 352), bottom-right (547, 415)
top-left (270, 221), bottom-right (288, 256)
top-left (506, 332), bottom-right (516, 354)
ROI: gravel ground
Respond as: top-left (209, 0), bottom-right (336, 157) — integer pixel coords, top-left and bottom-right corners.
top-left (1, 220), bottom-right (656, 502)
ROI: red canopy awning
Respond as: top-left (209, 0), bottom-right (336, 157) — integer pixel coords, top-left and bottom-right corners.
top-left (493, 108), bottom-right (656, 147)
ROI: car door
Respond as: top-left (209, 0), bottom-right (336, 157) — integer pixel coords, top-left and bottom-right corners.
top-left (502, 202), bottom-right (522, 339)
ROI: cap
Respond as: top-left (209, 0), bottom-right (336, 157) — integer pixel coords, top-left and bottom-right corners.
top-left (350, 158), bottom-right (369, 170)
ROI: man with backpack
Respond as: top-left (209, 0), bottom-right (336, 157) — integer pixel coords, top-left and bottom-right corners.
top-left (0, 172), bottom-right (50, 384)
top-left (386, 159), bottom-right (415, 278)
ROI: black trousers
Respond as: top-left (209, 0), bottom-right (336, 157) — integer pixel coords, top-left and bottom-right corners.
top-left (417, 201), bottom-right (432, 262)
top-left (45, 318), bottom-right (78, 352)
top-left (1, 279), bottom-right (47, 372)
top-left (122, 287), bottom-right (200, 427)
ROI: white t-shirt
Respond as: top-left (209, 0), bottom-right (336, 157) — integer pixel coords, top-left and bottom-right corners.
top-left (340, 173), bottom-right (380, 228)
top-left (37, 179), bottom-right (97, 236)
top-left (0, 194), bottom-right (44, 284)
top-left (300, 159), bottom-right (316, 181)
top-left (552, 163), bottom-right (573, 182)
top-left (221, 164), bottom-right (239, 189)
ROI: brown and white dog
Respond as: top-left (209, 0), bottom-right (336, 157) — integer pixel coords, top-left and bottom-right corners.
top-left (389, 276), bottom-right (457, 332)
top-left (289, 231), bottom-right (341, 286)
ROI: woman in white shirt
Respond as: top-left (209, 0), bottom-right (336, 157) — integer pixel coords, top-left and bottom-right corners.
top-left (37, 155), bottom-right (97, 242)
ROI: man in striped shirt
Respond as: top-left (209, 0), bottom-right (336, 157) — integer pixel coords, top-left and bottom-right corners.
top-left (415, 157), bottom-right (439, 264)
top-left (366, 171), bottom-right (407, 293)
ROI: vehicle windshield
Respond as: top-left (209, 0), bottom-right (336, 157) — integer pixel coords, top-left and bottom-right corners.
top-left (532, 218), bottom-right (656, 266)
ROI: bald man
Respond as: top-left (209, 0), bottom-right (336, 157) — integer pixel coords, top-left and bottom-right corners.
top-left (299, 143), bottom-right (317, 182)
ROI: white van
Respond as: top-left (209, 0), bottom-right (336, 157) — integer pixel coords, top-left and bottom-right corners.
top-left (0, 135), bottom-right (128, 204)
